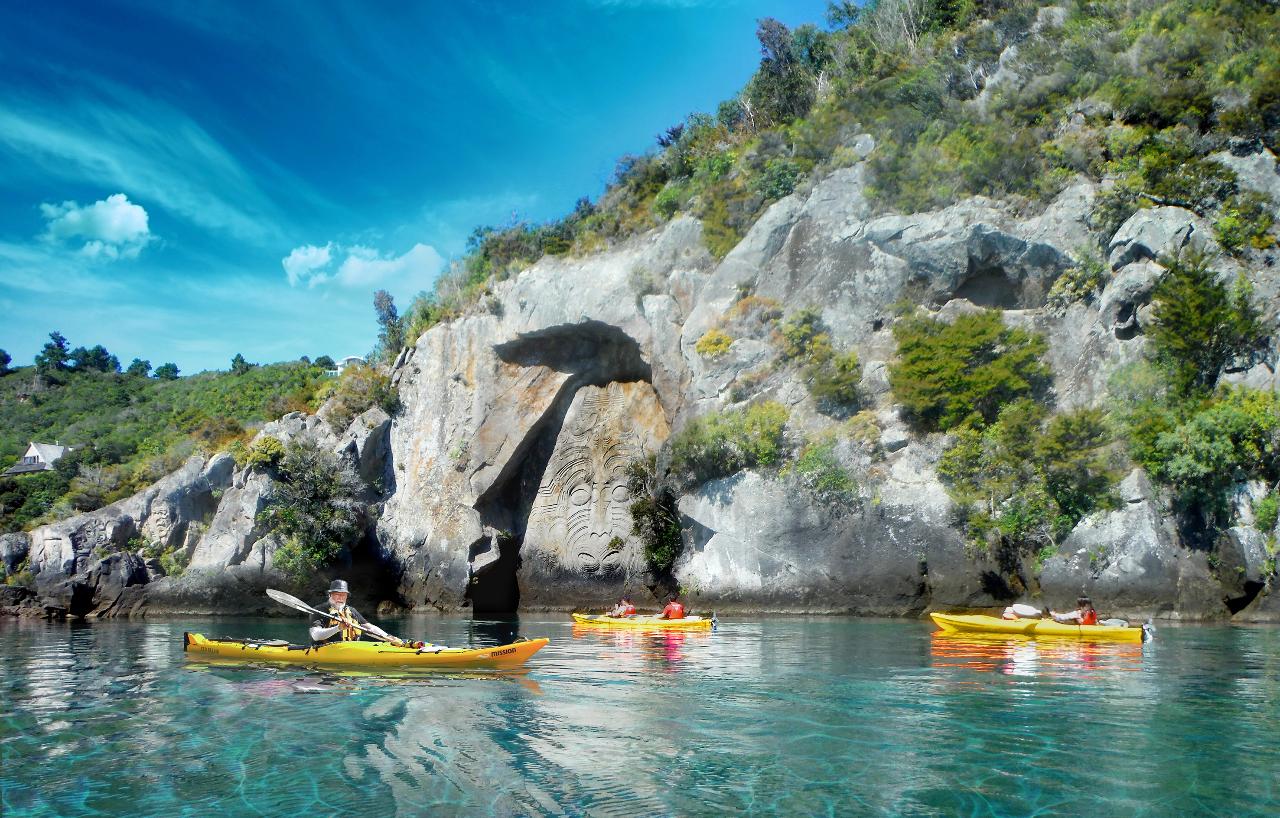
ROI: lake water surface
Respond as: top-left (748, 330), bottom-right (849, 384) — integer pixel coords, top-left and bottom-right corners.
top-left (2, 615), bottom-right (1278, 816)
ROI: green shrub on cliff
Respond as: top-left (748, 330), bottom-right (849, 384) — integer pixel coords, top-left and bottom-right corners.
top-left (1147, 248), bottom-right (1268, 398)
top-left (1137, 387), bottom-right (1280, 527)
top-left (316, 363), bottom-right (398, 433)
top-left (669, 401), bottom-right (790, 488)
top-left (775, 309), bottom-right (862, 414)
top-left (786, 437), bottom-right (858, 507)
top-left (889, 310), bottom-right (1050, 432)
top-left (938, 399), bottom-right (1116, 560)
top-left (626, 455), bottom-right (684, 577)
top-left (258, 439), bottom-right (364, 581)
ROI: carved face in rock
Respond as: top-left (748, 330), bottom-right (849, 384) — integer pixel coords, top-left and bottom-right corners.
top-left (527, 386), bottom-right (638, 575)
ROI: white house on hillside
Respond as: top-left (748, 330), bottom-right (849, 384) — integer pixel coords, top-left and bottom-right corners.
top-left (325, 356), bottom-right (367, 377)
top-left (3, 442), bottom-right (70, 477)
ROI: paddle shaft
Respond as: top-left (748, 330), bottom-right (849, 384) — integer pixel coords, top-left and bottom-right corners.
top-left (266, 588), bottom-right (398, 644)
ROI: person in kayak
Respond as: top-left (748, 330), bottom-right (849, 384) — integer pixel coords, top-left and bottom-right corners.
top-left (310, 580), bottom-right (403, 645)
top-left (1050, 596), bottom-right (1098, 625)
top-left (609, 596), bottom-right (637, 617)
top-left (658, 594), bottom-right (685, 620)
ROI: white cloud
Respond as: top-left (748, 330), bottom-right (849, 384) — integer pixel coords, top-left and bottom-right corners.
top-left (281, 241), bottom-right (444, 291)
top-left (336, 243), bottom-right (444, 287)
top-left (282, 242), bottom-right (333, 287)
top-left (40, 193), bottom-right (154, 259)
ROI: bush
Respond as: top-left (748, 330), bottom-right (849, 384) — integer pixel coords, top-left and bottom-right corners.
top-left (669, 401), bottom-right (790, 488)
top-left (1254, 492), bottom-right (1279, 534)
top-left (626, 455), bottom-right (683, 576)
top-left (754, 157), bottom-right (803, 200)
top-left (695, 329), bottom-right (733, 359)
top-left (1215, 191), bottom-right (1277, 254)
top-left (786, 438), bottom-right (857, 506)
top-left (158, 547), bottom-right (189, 578)
top-left (1142, 386), bottom-right (1280, 526)
top-left (318, 363), bottom-right (398, 432)
top-left (1046, 249), bottom-right (1109, 312)
top-left (243, 436), bottom-right (285, 470)
top-left (1148, 248), bottom-right (1268, 398)
top-left (938, 400), bottom-right (1116, 560)
top-left (259, 440), bottom-right (364, 582)
top-left (774, 309), bottom-right (862, 413)
top-left (889, 309), bottom-right (1050, 432)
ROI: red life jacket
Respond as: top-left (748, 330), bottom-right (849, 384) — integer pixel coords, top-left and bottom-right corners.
top-left (623, 604), bottom-right (637, 616)
top-left (1081, 609), bottom-right (1098, 625)
top-left (662, 602), bottom-right (685, 619)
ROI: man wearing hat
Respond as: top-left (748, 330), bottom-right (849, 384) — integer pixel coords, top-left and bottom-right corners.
top-left (309, 579), bottom-right (403, 645)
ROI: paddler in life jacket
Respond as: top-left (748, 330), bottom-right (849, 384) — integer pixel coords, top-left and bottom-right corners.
top-left (1050, 596), bottom-right (1098, 626)
top-left (658, 594), bottom-right (685, 620)
top-left (310, 580), bottom-right (403, 645)
top-left (609, 596), bottom-right (637, 617)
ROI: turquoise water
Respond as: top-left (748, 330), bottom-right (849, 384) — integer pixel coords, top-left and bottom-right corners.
top-left (2, 616), bottom-right (1278, 817)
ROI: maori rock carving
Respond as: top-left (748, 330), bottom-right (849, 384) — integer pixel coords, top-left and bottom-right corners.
top-left (524, 382), bottom-right (669, 577)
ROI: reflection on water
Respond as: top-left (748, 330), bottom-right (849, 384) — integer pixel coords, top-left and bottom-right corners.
top-left (2, 616), bottom-right (1278, 816)
top-left (930, 633), bottom-right (1146, 678)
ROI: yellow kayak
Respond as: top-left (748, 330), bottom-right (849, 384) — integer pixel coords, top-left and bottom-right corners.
top-left (930, 613), bottom-right (1146, 643)
top-left (183, 632), bottom-right (549, 669)
top-left (571, 613), bottom-right (715, 631)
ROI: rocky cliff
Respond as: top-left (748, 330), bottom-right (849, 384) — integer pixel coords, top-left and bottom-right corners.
top-left (5, 143), bottom-right (1279, 622)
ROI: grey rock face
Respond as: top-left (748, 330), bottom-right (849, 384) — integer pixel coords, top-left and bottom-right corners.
top-left (1040, 470), bottom-right (1223, 619)
top-left (1214, 526), bottom-right (1269, 607)
top-left (1107, 206), bottom-right (1205, 268)
top-left (0, 532), bottom-right (29, 576)
top-left (1211, 148), bottom-right (1280, 204)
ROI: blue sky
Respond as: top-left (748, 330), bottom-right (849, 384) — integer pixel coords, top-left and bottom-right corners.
top-left (0, 0), bottom-right (830, 373)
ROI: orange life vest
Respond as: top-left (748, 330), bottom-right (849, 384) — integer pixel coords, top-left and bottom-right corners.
top-left (662, 601), bottom-right (685, 620)
top-left (1080, 609), bottom-right (1098, 626)
top-left (329, 605), bottom-right (362, 641)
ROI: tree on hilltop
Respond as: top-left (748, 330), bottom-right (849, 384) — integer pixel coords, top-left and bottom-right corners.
top-left (154, 362), bottom-right (180, 380)
top-left (0, 348), bottom-right (10, 375)
top-left (231, 353), bottom-right (253, 375)
top-left (34, 331), bottom-right (71, 374)
top-left (126, 358), bottom-right (151, 377)
top-left (69, 344), bottom-right (121, 373)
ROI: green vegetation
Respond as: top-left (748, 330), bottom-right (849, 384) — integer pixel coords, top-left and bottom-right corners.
top-left (1128, 386), bottom-right (1280, 527)
top-left (1215, 192), bottom-right (1277, 254)
top-left (626, 455), bottom-right (684, 577)
top-left (785, 436), bottom-right (858, 507)
top-left (1046, 249), bottom-right (1108, 312)
top-left (257, 439), bottom-right (364, 582)
top-left (939, 401), bottom-right (1116, 557)
top-left (0, 338), bottom-right (334, 533)
top-left (1147, 248), bottom-right (1267, 398)
top-left (889, 310), bottom-right (1050, 433)
top-left (695, 328), bottom-right (733, 359)
top-left (1255, 492), bottom-right (1279, 535)
top-left (776, 308), bottom-right (862, 414)
top-left (241, 436), bottom-right (285, 470)
top-left (315, 363), bottom-right (398, 433)
top-left (669, 401), bottom-right (790, 488)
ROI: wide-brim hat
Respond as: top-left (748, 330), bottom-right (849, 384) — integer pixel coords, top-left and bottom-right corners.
top-left (327, 579), bottom-right (350, 595)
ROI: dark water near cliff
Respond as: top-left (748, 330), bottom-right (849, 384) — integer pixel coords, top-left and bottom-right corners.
top-left (2, 615), bottom-right (1278, 817)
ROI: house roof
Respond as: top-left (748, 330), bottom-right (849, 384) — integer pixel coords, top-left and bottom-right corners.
top-left (30, 442), bottom-right (68, 463)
